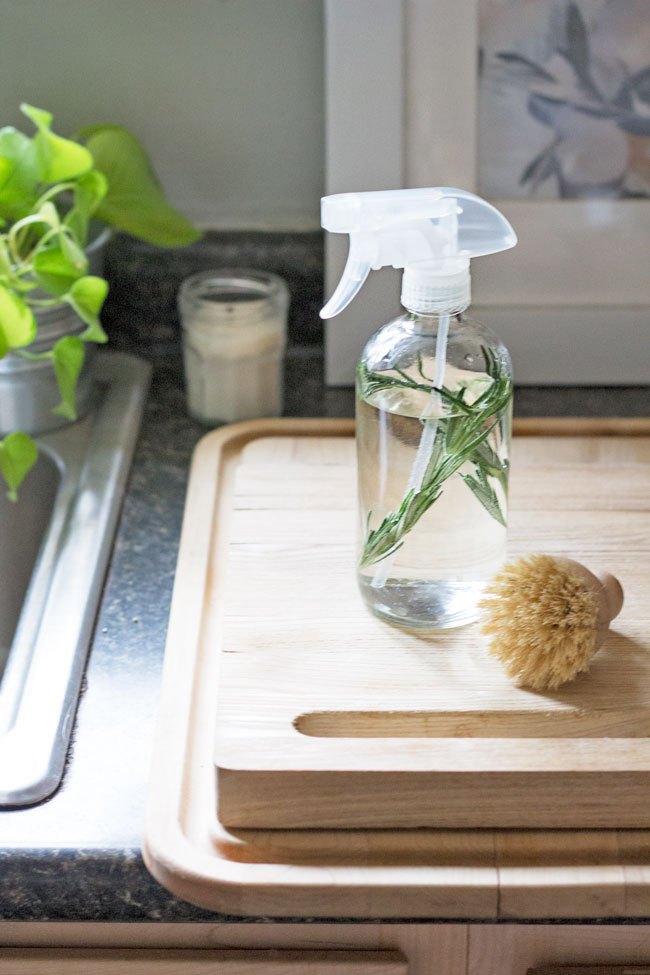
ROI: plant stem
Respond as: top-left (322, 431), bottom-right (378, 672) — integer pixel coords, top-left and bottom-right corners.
top-left (358, 348), bottom-right (511, 571)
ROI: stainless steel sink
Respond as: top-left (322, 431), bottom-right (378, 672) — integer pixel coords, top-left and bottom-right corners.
top-left (0, 352), bottom-right (150, 806)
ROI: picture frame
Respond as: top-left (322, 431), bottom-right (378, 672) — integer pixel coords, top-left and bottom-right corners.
top-left (324, 0), bottom-right (650, 385)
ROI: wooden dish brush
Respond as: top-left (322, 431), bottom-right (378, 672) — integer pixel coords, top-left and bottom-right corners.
top-left (480, 554), bottom-right (624, 691)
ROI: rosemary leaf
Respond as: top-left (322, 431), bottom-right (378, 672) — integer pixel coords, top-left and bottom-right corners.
top-left (460, 469), bottom-right (507, 528)
top-left (358, 346), bottom-right (512, 569)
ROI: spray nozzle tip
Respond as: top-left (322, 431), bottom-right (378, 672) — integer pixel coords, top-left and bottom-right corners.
top-left (320, 258), bottom-right (371, 319)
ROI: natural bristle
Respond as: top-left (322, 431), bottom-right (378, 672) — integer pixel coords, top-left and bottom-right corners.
top-left (480, 554), bottom-right (600, 691)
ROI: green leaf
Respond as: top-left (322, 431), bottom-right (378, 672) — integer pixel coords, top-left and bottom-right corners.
top-left (0, 431), bottom-right (38, 501)
top-left (38, 200), bottom-right (61, 229)
top-left (0, 285), bottom-right (36, 349)
top-left (64, 275), bottom-right (108, 342)
top-left (0, 157), bottom-right (12, 186)
top-left (60, 232), bottom-right (88, 272)
top-left (64, 169), bottom-right (108, 244)
top-left (33, 240), bottom-right (87, 296)
top-left (460, 469), bottom-right (507, 528)
top-left (49, 335), bottom-right (85, 419)
top-left (21, 103), bottom-right (93, 182)
top-left (471, 441), bottom-right (509, 489)
top-left (80, 124), bottom-right (200, 247)
top-left (422, 424), bottom-right (446, 483)
top-left (0, 238), bottom-right (13, 278)
top-left (0, 126), bottom-right (40, 221)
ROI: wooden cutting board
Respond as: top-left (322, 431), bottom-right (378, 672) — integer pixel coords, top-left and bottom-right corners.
top-left (208, 418), bottom-right (650, 830)
top-left (144, 417), bottom-right (650, 918)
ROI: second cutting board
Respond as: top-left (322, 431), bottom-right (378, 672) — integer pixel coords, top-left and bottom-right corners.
top-left (209, 419), bottom-right (650, 829)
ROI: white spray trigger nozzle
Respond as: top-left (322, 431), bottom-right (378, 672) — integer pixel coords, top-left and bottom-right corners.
top-left (320, 187), bottom-right (516, 318)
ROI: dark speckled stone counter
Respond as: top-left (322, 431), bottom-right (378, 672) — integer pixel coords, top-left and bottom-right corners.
top-left (1, 233), bottom-right (649, 923)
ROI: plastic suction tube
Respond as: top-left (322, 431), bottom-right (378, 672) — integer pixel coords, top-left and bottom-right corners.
top-left (370, 312), bottom-right (450, 588)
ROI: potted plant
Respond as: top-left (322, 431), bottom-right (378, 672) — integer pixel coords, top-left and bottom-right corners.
top-left (0, 103), bottom-right (199, 498)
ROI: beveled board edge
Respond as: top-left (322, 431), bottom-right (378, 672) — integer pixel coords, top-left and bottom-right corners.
top-left (513, 417), bottom-right (650, 436)
top-left (143, 417), bottom-right (650, 920)
top-left (0, 948), bottom-right (408, 973)
top-left (527, 969), bottom-right (650, 975)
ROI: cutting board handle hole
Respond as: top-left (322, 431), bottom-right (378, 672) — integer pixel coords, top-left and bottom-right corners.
top-left (294, 709), bottom-right (650, 738)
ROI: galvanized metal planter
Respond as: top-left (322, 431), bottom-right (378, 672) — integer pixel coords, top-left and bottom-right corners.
top-left (0, 226), bottom-right (110, 437)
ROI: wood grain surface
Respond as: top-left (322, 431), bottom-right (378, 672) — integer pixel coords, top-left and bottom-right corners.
top-left (143, 418), bottom-right (650, 919)
top-left (212, 424), bottom-right (650, 828)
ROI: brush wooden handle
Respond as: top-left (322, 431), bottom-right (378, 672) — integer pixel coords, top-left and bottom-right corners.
top-left (560, 559), bottom-right (624, 645)
top-left (595, 571), bottom-right (624, 623)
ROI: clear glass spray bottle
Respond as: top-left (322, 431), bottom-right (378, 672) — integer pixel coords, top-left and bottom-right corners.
top-left (320, 188), bottom-right (517, 630)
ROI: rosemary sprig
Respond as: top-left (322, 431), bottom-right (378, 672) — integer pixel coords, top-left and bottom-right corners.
top-left (358, 359), bottom-right (472, 416)
top-left (358, 347), bottom-right (512, 569)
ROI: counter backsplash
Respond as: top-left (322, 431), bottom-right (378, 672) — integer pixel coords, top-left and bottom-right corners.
top-left (102, 230), bottom-right (324, 358)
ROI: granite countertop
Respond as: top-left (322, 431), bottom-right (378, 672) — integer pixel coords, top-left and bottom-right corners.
top-left (1, 342), bottom-right (649, 923)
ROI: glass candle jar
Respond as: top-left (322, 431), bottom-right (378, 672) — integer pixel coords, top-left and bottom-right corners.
top-left (178, 268), bottom-right (289, 424)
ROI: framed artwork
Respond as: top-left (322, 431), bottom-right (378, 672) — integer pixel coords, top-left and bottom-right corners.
top-left (324, 0), bottom-right (650, 385)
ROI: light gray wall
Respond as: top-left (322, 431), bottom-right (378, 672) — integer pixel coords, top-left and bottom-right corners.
top-left (1, 0), bottom-right (324, 230)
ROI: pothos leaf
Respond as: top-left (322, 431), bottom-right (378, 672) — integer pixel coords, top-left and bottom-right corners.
top-left (64, 169), bottom-right (108, 244)
top-left (0, 126), bottom-right (40, 220)
top-left (0, 237), bottom-right (12, 278)
top-left (21, 103), bottom-right (93, 182)
top-left (33, 239), bottom-right (88, 296)
top-left (0, 284), bottom-right (36, 350)
top-left (79, 124), bottom-right (200, 247)
top-left (64, 275), bottom-right (108, 342)
top-left (0, 431), bottom-right (38, 501)
top-left (50, 335), bottom-right (85, 420)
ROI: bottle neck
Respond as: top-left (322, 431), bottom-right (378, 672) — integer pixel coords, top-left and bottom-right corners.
top-left (405, 309), bottom-right (464, 335)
